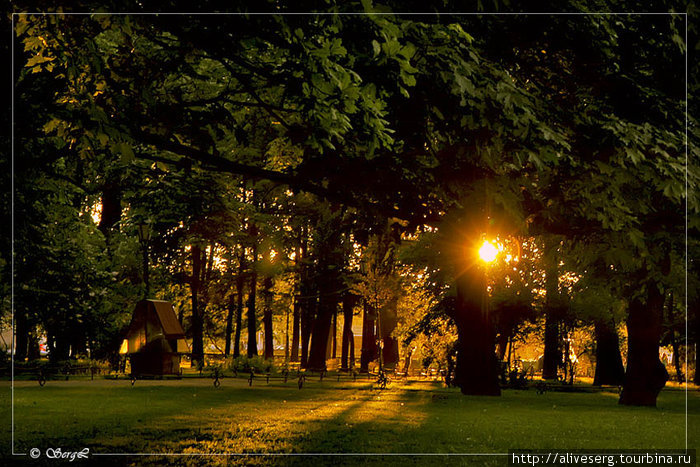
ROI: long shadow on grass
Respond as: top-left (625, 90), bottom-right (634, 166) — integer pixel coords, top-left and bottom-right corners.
top-left (10, 380), bottom-right (696, 466)
top-left (281, 384), bottom-right (500, 467)
top-left (11, 379), bottom-right (372, 454)
top-left (280, 384), bottom-right (696, 467)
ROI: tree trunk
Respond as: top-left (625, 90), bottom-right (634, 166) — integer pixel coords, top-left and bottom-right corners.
top-left (380, 296), bottom-right (400, 371)
top-left (190, 245), bottom-right (205, 366)
top-left (14, 313), bottom-right (29, 362)
top-left (305, 210), bottom-right (343, 371)
top-left (349, 329), bottom-right (355, 368)
top-left (402, 346), bottom-right (414, 374)
top-left (70, 333), bottom-right (87, 359)
top-left (507, 335), bottom-right (513, 373)
top-left (291, 297), bottom-right (301, 362)
top-left (285, 301), bottom-right (290, 361)
top-left (51, 334), bottom-right (71, 362)
top-left (300, 296), bottom-right (314, 368)
top-left (360, 301), bottom-right (378, 372)
top-left (331, 310), bottom-right (337, 359)
top-left (496, 331), bottom-right (509, 362)
top-left (298, 225), bottom-right (312, 367)
top-left (452, 268), bottom-right (501, 396)
top-left (233, 252), bottom-right (245, 358)
top-left (46, 334), bottom-right (55, 361)
top-left (593, 318), bottom-right (625, 386)
top-left (306, 284), bottom-right (337, 370)
top-left (562, 326), bottom-right (573, 384)
top-left (693, 294), bottom-right (700, 386)
top-left (669, 329), bottom-right (683, 383)
top-left (247, 244), bottom-right (258, 358)
top-left (262, 276), bottom-right (274, 360)
top-left (224, 292), bottom-right (235, 356)
top-left (224, 245), bottom-right (237, 356)
top-left (97, 179), bottom-right (122, 240)
top-left (27, 327), bottom-right (41, 361)
top-left (542, 238), bottom-right (560, 380)
top-left (341, 295), bottom-right (355, 371)
top-left (619, 281), bottom-right (668, 406)
top-left (666, 291), bottom-right (684, 382)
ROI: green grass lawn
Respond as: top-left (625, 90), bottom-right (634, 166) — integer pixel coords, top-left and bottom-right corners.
top-left (2, 378), bottom-right (697, 466)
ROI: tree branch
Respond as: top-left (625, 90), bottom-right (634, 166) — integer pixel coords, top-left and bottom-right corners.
top-left (213, 57), bottom-right (294, 130)
top-left (134, 129), bottom-right (331, 195)
top-left (132, 130), bottom-right (427, 224)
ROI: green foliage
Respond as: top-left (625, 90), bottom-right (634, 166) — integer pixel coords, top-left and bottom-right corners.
top-left (570, 283), bottom-right (626, 325)
top-left (10, 2), bottom-right (696, 370)
top-left (395, 265), bottom-right (455, 369)
top-left (227, 355), bottom-right (277, 374)
top-left (351, 233), bottom-right (401, 311)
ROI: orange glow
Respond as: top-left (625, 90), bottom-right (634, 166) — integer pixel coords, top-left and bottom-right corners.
top-left (478, 240), bottom-right (499, 263)
top-left (90, 201), bottom-right (102, 225)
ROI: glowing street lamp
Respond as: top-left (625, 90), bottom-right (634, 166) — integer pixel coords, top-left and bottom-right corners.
top-left (478, 240), bottom-right (499, 263)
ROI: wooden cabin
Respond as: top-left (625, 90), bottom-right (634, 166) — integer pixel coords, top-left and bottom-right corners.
top-left (121, 300), bottom-right (187, 376)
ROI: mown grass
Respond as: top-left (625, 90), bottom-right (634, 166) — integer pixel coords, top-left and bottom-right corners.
top-left (1, 378), bottom-right (697, 466)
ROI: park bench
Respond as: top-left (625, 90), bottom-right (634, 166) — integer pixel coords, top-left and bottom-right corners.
top-left (228, 368), bottom-right (370, 389)
top-left (534, 381), bottom-right (595, 394)
top-left (226, 368), bottom-right (314, 388)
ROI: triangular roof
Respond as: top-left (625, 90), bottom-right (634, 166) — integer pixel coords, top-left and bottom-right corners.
top-left (135, 299), bottom-right (185, 339)
top-left (148, 300), bottom-right (186, 338)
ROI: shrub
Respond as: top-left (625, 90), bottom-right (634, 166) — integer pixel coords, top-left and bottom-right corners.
top-left (228, 355), bottom-right (277, 374)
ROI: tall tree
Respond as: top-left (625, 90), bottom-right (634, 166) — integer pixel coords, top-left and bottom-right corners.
top-left (306, 206), bottom-right (345, 370)
top-left (340, 293), bottom-right (357, 371)
top-left (262, 276), bottom-right (274, 359)
top-left (247, 241), bottom-right (259, 358)
top-left (542, 237), bottom-right (563, 380)
top-left (15, 2), bottom-right (696, 406)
